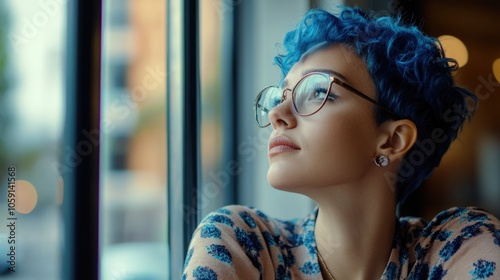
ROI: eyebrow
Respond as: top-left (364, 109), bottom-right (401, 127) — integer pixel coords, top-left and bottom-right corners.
top-left (281, 68), bottom-right (349, 88)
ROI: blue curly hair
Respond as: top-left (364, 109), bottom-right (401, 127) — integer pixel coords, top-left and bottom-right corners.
top-left (274, 7), bottom-right (477, 204)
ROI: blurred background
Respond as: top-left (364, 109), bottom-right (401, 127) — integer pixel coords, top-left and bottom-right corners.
top-left (0, 0), bottom-right (498, 279)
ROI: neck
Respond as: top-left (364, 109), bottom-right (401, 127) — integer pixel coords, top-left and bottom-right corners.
top-left (310, 177), bottom-right (397, 280)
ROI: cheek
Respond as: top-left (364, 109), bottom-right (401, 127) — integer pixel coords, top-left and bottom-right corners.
top-left (303, 113), bottom-right (377, 176)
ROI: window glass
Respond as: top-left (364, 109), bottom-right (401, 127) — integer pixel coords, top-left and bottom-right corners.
top-left (100, 0), bottom-right (168, 279)
top-left (0, 1), bottom-right (65, 279)
top-left (234, 0), bottom-right (315, 220)
top-left (199, 0), bottom-right (226, 218)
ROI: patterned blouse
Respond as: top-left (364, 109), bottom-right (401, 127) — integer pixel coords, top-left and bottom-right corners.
top-left (182, 205), bottom-right (500, 279)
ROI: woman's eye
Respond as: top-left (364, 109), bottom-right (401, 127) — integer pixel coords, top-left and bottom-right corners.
top-left (309, 87), bottom-right (335, 101)
top-left (313, 88), bottom-right (327, 98)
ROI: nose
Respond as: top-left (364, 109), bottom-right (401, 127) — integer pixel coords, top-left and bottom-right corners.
top-left (268, 89), bottom-right (297, 129)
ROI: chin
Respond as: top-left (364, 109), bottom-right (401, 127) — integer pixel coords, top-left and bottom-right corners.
top-left (267, 171), bottom-right (301, 192)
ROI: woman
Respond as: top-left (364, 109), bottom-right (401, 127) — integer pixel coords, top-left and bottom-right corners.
top-left (182, 7), bottom-right (500, 279)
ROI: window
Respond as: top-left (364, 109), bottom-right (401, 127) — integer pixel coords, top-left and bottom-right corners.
top-left (1, 1), bottom-right (498, 279)
top-left (0, 1), bottom-right (65, 278)
top-left (100, 0), bottom-right (168, 279)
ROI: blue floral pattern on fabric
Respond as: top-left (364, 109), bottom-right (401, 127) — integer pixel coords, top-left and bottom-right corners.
top-left (439, 236), bottom-right (464, 261)
top-left (408, 262), bottom-right (429, 280)
top-left (276, 264), bottom-right (286, 280)
top-left (182, 206), bottom-right (500, 279)
top-left (433, 229), bottom-right (452, 241)
top-left (470, 259), bottom-right (496, 280)
top-left (494, 229), bottom-right (500, 247)
top-left (399, 243), bottom-right (409, 267)
top-left (429, 264), bottom-right (447, 280)
top-left (202, 214), bottom-right (234, 227)
top-left (183, 248), bottom-right (194, 270)
top-left (415, 243), bottom-right (428, 260)
top-left (256, 209), bottom-right (269, 222)
top-left (200, 224), bottom-right (222, 239)
top-left (462, 222), bottom-right (484, 238)
top-left (215, 208), bottom-right (232, 215)
top-left (384, 262), bottom-right (398, 279)
top-left (193, 266), bottom-right (218, 280)
top-left (206, 244), bottom-right (232, 264)
top-left (461, 211), bottom-right (489, 223)
top-left (262, 230), bottom-right (278, 246)
top-left (239, 211), bottom-right (257, 228)
top-left (299, 261), bottom-right (320, 275)
top-left (234, 227), bottom-right (264, 278)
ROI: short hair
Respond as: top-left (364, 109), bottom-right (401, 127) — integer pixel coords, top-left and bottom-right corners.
top-left (274, 7), bottom-right (477, 204)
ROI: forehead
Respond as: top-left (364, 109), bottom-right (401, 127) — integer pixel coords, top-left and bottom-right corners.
top-left (283, 44), bottom-right (376, 96)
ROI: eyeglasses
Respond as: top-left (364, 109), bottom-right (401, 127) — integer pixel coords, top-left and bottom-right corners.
top-left (254, 72), bottom-right (398, 127)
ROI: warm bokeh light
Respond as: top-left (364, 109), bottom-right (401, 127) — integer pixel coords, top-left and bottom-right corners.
top-left (438, 35), bottom-right (468, 68)
top-left (15, 180), bottom-right (38, 214)
top-left (493, 58), bottom-right (500, 83)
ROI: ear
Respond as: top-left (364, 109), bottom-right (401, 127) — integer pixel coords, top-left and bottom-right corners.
top-left (376, 119), bottom-right (417, 162)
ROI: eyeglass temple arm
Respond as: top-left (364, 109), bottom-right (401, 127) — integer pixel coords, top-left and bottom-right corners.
top-left (333, 77), bottom-right (398, 118)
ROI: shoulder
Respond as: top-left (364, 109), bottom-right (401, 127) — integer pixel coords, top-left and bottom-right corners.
top-left (403, 207), bottom-right (500, 279)
top-left (183, 205), bottom-right (318, 279)
top-left (197, 205), bottom-right (274, 232)
top-left (400, 207), bottom-right (500, 241)
top-left (429, 207), bottom-right (500, 228)
top-left (421, 207), bottom-right (500, 245)
top-left (195, 204), bottom-right (313, 245)
top-left (183, 205), bottom-right (273, 279)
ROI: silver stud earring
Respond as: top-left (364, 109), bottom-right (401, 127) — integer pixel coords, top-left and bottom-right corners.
top-left (374, 155), bottom-right (389, 167)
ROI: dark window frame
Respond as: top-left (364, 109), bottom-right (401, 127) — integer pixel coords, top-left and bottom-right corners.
top-left (63, 0), bottom-right (102, 279)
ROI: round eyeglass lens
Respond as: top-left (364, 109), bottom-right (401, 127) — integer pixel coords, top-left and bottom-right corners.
top-left (293, 73), bottom-right (331, 115)
top-left (255, 86), bottom-right (281, 126)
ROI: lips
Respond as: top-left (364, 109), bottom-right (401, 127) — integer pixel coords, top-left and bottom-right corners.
top-left (268, 135), bottom-right (300, 156)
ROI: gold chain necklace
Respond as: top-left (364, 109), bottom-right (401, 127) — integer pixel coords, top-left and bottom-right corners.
top-left (317, 249), bottom-right (336, 280)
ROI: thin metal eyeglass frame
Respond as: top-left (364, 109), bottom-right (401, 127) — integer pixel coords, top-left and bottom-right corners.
top-left (254, 72), bottom-right (398, 127)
